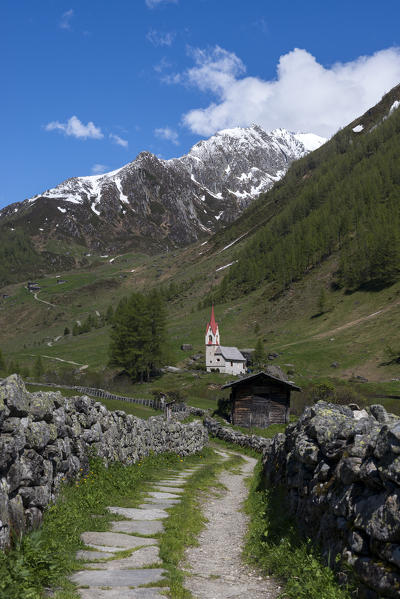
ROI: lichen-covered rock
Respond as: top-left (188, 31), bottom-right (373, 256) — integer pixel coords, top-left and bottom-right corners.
top-left (0, 375), bottom-right (208, 549)
top-left (0, 479), bottom-right (10, 548)
top-left (1, 374), bottom-right (30, 417)
top-left (262, 400), bottom-right (400, 598)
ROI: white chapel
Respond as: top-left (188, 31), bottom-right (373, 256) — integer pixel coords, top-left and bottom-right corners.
top-left (205, 306), bottom-right (246, 375)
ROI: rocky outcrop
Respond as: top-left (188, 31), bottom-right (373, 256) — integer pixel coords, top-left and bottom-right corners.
top-left (263, 401), bottom-right (400, 598)
top-left (0, 375), bottom-right (207, 549)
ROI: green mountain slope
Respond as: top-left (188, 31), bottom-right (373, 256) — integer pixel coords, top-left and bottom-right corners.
top-left (209, 84), bottom-right (400, 302)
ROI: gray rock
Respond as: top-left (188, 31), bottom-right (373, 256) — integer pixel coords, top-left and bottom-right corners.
top-left (70, 568), bottom-right (166, 588)
top-left (370, 404), bottom-right (390, 423)
top-left (9, 494), bottom-right (26, 531)
top-left (1, 375), bottom-right (30, 416)
top-left (29, 393), bottom-right (55, 422)
top-left (76, 550), bottom-right (115, 561)
top-left (349, 530), bottom-right (369, 555)
top-left (77, 586), bottom-right (166, 598)
top-left (147, 491), bottom-right (181, 500)
top-left (81, 531), bottom-right (157, 549)
top-left (108, 506), bottom-right (168, 520)
top-left (110, 520), bottom-right (164, 536)
top-left (82, 545), bottom-right (161, 569)
top-left (19, 485), bottom-right (51, 508)
top-left (152, 486), bottom-right (184, 494)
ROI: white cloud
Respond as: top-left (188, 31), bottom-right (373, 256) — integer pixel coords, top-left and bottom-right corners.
top-left (45, 115), bottom-right (103, 140)
top-left (146, 29), bottom-right (175, 47)
top-left (91, 164), bottom-right (108, 175)
top-left (60, 9), bottom-right (74, 30)
top-left (154, 126), bottom-right (179, 145)
top-left (154, 57), bottom-right (173, 73)
top-left (178, 46), bottom-right (400, 137)
top-left (109, 133), bottom-right (128, 148)
top-left (145, 0), bottom-right (177, 8)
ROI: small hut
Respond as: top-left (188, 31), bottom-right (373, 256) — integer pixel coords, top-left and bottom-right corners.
top-left (222, 371), bottom-right (301, 428)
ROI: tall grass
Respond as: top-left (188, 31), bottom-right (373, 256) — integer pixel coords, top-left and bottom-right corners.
top-left (244, 460), bottom-right (353, 599)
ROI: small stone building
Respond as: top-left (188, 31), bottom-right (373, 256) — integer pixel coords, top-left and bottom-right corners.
top-left (222, 371), bottom-right (301, 428)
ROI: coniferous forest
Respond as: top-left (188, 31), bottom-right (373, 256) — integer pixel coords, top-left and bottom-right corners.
top-left (109, 290), bottom-right (166, 382)
top-left (211, 93), bottom-right (400, 302)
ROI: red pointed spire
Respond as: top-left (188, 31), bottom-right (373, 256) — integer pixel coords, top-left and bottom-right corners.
top-left (206, 304), bottom-right (218, 335)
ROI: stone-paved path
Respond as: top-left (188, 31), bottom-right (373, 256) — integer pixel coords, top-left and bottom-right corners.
top-left (183, 452), bottom-right (280, 598)
top-left (71, 467), bottom-right (200, 599)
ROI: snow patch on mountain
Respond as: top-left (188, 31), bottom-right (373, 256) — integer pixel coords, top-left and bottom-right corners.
top-left (389, 100), bottom-right (400, 114)
top-left (294, 132), bottom-right (326, 151)
top-left (12, 123), bottom-right (326, 251)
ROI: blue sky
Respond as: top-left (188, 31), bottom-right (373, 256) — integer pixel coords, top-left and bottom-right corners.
top-left (2, 0), bottom-right (400, 209)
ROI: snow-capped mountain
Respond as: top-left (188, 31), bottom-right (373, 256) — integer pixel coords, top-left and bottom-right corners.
top-left (0, 125), bottom-right (325, 252)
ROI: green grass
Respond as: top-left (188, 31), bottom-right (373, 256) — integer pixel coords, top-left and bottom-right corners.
top-left (243, 460), bottom-right (353, 599)
top-left (4, 210), bottom-right (400, 406)
top-left (0, 451), bottom-right (207, 599)
top-left (211, 414), bottom-right (290, 439)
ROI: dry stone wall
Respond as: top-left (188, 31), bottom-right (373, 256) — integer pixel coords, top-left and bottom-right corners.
top-left (263, 401), bottom-right (400, 599)
top-left (203, 416), bottom-right (272, 453)
top-left (0, 375), bottom-right (208, 549)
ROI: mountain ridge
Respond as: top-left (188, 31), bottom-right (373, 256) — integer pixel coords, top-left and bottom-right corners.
top-left (0, 125), bottom-right (325, 258)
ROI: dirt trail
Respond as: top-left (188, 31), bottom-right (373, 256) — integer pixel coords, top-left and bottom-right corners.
top-left (33, 292), bottom-right (56, 307)
top-left (183, 451), bottom-right (279, 598)
top-left (280, 298), bottom-right (400, 349)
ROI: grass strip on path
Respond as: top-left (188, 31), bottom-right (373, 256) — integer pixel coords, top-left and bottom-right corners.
top-left (243, 459), bottom-right (354, 599)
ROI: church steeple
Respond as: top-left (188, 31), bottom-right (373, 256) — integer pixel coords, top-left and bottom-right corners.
top-left (205, 305), bottom-right (220, 346)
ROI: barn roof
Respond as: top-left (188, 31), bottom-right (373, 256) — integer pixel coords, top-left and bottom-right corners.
top-left (216, 345), bottom-right (246, 361)
top-left (221, 371), bottom-right (301, 391)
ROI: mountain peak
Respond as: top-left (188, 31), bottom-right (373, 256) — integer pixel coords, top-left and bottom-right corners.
top-left (1, 123), bottom-right (325, 253)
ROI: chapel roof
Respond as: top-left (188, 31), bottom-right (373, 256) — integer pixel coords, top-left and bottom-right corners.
top-left (215, 345), bottom-right (246, 361)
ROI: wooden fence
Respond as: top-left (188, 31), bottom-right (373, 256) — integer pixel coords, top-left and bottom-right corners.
top-left (27, 381), bottom-right (164, 410)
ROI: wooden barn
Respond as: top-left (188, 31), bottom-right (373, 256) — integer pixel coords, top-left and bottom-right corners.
top-left (222, 371), bottom-right (301, 428)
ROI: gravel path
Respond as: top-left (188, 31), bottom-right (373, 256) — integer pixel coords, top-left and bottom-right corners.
top-left (183, 452), bottom-right (280, 598)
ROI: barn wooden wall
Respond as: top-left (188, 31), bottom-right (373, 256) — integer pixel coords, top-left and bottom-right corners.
top-left (232, 383), bottom-right (289, 428)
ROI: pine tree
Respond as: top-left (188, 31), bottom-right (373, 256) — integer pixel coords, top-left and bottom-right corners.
top-left (21, 366), bottom-right (30, 378)
top-left (8, 360), bottom-right (16, 375)
top-left (0, 350), bottom-right (6, 375)
top-left (105, 305), bottom-right (114, 324)
top-left (33, 355), bottom-right (44, 379)
top-left (110, 292), bottom-right (166, 382)
top-left (318, 288), bottom-right (327, 314)
top-left (253, 338), bottom-right (266, 369)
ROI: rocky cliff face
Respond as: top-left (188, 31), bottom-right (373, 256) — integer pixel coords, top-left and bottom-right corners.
top-left (0, 375), bottom-right (207, 549)
top-left (263, 401), bottom-right (400, 598)
top-left (0, 126), bottom-right (325, 252)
